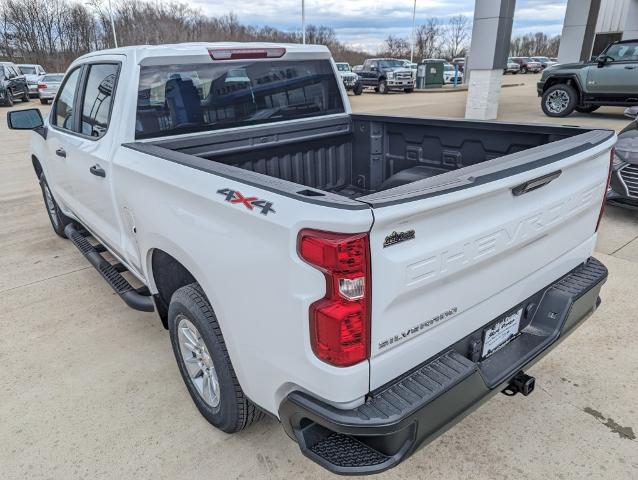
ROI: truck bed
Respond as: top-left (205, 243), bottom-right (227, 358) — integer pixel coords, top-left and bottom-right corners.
top-left (125, 114), bottom-right (612, 206)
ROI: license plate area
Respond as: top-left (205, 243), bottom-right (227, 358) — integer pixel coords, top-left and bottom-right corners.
top-left (481, 308), bottom-right (523, 359)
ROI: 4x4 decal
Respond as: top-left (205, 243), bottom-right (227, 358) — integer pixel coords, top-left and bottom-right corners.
top-left (217, 188), bottom-right (276, 215)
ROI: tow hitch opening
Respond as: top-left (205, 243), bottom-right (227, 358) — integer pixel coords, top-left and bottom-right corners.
top-left (502, 371), bottom-right (535, 397)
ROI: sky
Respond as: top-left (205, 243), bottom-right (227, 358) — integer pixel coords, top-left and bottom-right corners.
top-left (189, 0), bottom-right (568, 52)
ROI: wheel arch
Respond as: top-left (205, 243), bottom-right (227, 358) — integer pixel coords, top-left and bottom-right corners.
top-left (148, 248), bottom-right (199, 329)
top-left (542, 75), bottom-right (584, 103)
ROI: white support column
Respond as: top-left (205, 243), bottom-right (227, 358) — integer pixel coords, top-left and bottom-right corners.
top-left (465, 0), bottom-right (516, 120)
top-left (623, 0), bottom-right (638, 40)
top-left (558, 0), bottom-right (601, 63)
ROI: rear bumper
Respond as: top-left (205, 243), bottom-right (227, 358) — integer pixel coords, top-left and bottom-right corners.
top-left (279, 257), bottom-right (607, 475)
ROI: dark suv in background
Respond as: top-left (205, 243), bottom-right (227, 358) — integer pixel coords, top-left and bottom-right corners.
top-left (0, 62), bottom-right (30, 106)
top-left (357, 58), bottom-right (415, 93)
top-left (537, 39), bottom-right (638, 117)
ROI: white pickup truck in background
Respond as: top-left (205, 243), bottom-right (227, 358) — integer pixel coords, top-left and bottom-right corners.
top-left (8, 42), bottom-right (614, 475)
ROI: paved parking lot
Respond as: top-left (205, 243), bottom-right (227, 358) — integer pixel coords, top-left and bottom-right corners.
top-left (2, 77), bottom-right (638, 479)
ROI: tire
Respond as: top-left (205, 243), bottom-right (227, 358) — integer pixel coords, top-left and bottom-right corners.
top-left (521, 67), bottom-right (528, 74)
top-left (541, 84), bottom-right (578, 117)
top-left (404, 88), bottom-right (414, 93)
top-left (169, 283), bottom-right (263, 433)
top-left (353, 83), bottom-right (363, 95)
top-left (378, 79), bottom-right (388, 94)
top-left (5, 91), bottom-right (13, 107)
top-left (21, 87), bottom-right (29, 102)
top-left (40, 98), bottom-right (49, 105)
top-left (575, 105), bottom-right (600, 114)
top-left (39, 173), bottom-right (73, 238)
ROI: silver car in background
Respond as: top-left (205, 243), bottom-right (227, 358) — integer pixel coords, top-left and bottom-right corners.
top-left (18, 64), bottom-right (46, 96)
top-left (37, 73), bottom-right (64, 104)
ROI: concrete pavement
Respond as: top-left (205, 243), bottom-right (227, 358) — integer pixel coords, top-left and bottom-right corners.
top-left (1, 79), bottom-right (637, 479)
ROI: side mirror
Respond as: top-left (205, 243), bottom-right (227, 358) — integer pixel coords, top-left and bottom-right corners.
top-left (624, 106), bottom-right (638, 120)
top-left (370, 66), bottom-right (377, 71)
top-left (597, 55), bottom-right (612, 67)
top-left (7, 108), bottom-right (44, 130)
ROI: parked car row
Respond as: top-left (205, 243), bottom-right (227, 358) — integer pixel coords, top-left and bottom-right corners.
top-left (0, 61), bottom-right (63, 106)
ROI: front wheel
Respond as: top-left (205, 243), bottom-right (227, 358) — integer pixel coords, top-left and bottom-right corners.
top-left (5, 91), bottom-right (13, 106)
top-left (39, 173), bottom-right (73, 238)
top-left (541, 84), bottom-right (577, 117)
top-left (353, 83), bottom-right (363, 95)
top-left (404, 88), bottom-right (414, 93)
top-left (40, 98), bottom-right (49, 105)
top-left (169, 283), bottom-right (263, 433)
top-left (575, 105), bottom-right (600, 114)
top-left (378, 80), bottom-right (388, 94)
top-left (21, 87), bottom-right (29, 102)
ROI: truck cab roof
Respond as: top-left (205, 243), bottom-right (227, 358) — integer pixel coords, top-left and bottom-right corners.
top-left (73, 42), bottom-right (332, 66)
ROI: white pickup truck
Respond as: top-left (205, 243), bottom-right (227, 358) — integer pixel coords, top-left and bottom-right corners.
top-left (8, 43), bottom-right (614, 475)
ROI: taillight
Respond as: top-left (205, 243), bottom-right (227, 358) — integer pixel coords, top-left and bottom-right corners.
top-left (596, 148), bottom-right (614, 232)
top-left (208, 47), bottom-right (286, 60)
top-left (37, 82), bottom-right (46, 90)
top-left (298, 229), bottom-right (371, 367)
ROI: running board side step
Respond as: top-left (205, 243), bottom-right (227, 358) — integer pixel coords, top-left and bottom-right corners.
top-left (64, 224), bottom-right (154, 312)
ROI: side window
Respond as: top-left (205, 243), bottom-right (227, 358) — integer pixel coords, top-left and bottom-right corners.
top-left (53, 68), bottom-right (81, 131)
top-left (79, 63), bottom-right (118, 138)
top-left (7, 66), bottom-right (17, 78)
top-left (606, 42), bottom-right (638, 62)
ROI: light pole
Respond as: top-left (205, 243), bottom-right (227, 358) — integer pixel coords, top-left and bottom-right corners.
top-left (302, 0), bottom-right (306, 44)
top-left (410, 0), bottom-right (417, 63)
top-left (108, 0), bottom-right (118, 48)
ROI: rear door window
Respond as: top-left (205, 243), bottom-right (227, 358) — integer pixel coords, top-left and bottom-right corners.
top-left (135, 59), bottom-right (345, 139)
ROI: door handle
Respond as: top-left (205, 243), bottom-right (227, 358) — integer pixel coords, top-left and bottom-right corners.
top-left (625, 66), bottom-right (636, 69)
top-left (89, 164), bottom-right (106, 178)
top-left (55, 148), bottom-right (66, 158)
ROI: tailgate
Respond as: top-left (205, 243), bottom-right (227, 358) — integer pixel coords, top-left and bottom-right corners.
top-left (360, 130), bottom-right (615, 389)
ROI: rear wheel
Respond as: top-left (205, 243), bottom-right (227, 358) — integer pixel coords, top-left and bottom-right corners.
top-left (521, 67), bottom-right (528, 74)
top-left (39, 173), bottom-right (73, 238)
top-left (541, 84), bottom-right (577, 117)
top-left (378, 79), bottom-right (388, 94)
top-left (169, 283), bottom-right (263, 433)
top-left (575, 105), bottom-right (600, 114)
top-left (40, 98), bottom-right (49, 105)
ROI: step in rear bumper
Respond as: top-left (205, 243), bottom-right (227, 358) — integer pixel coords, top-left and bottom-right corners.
top-left (278, 257), bottom-right (608, 475)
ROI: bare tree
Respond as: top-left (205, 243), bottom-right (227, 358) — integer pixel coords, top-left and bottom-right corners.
top-left (444, 14), bottom-right (470, 59)
top-left (509, 32), bottom-right (560, 57)
top-left (415, 18), bottom-right (443, 60)
top-left (378, 35), bottom-right (410, 58)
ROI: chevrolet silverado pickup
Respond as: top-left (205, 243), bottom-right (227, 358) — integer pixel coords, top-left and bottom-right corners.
top-left (8, 42), bottom-right (614, 475)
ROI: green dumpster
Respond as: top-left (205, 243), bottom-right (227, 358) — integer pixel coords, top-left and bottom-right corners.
top-left (417, 60), bottom-right (445, 89)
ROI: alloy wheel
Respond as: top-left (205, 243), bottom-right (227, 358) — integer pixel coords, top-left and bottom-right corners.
top-left (176, 315), bottom-right (221, 408)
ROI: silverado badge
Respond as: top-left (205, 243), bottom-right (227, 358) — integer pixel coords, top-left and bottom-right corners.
top-left (383, 229), bottom-right (415, 248)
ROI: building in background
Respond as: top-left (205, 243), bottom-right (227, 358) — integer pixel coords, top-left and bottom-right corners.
top-left (593, 0), bottom-right (638, 56)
